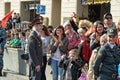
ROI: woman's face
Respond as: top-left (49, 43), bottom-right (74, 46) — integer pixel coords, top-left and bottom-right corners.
top-left (97, 24), bottom-right (104, 34)
top-left (39, 28), bottom-right (44, 34)
top-left (56, 28), bottom-right (63, 36)
top-left (65, 24), bottom-right (71, 31)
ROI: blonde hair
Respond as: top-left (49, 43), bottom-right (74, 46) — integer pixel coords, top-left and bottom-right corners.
top-left (69, 49), bottom-right (79, 57)
top-left (100, 34), bottom-right (107, 41)
top-left (78, 19), bottom-right (93, 29)
top-left (77, 28), bottom-right (86, 34)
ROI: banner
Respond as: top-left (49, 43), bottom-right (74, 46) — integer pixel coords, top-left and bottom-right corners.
top-left (1, 10), bottom-right (14, 28)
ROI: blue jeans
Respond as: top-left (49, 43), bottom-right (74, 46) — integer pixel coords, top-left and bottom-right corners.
top-left (51, 59), bottom-right (63, 80)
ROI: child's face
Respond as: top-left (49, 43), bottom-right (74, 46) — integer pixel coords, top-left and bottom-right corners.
top-left (100, 38), bottom-right (107, 46)
top-left (69, 54), bottom-right (78, 61)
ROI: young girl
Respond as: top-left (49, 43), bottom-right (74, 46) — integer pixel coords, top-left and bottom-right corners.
top-left (59, 49), bottom-right (85, 80)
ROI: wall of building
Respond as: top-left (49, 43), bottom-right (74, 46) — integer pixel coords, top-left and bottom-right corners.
top-left (0, 1), bottom-right (5, 20)
top-left (61, 0), bottom-right (77, 25)
top-left (111, 0), bottom-right (120, 23)
top-left (0, 0), bottom-right (89, 27)
top-left (61, 0), bottom-right (88, 25)
top-left (0, 0), bottom-right (21, 20)
top-left (11, 0), bottom-right (21, 13)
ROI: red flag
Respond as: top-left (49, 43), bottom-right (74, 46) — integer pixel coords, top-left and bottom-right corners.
top-left (85, 26), bottom-right (95, 37)
top-left (1, 10), bottom-right (14, 28)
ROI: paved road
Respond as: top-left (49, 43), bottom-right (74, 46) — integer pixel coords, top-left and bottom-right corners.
top-left (0, 55), bottom-right (52, 80)
top-left (46, 64), bottom-right (52, 80)
top-left (0, 64), bottom-right (52, 80)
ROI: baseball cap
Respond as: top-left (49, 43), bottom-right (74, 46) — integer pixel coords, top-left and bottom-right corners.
top-left (103, 13), bottom-right (112, 19)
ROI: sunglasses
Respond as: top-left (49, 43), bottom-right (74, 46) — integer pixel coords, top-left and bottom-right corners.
top-left (57, 30), bottom-right (62, 31)
top-left (108, 35), bottom-right (115, 38)
top-left (105, 16), bottom-right (112, 19)
top-left (36, 23), bottom-right (43, 26)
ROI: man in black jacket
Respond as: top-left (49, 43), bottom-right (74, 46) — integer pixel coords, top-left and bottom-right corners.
top-left (28, 18), bottom-right (43, 80)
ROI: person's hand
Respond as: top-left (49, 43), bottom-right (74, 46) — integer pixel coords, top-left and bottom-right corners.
top-left (71, 12), bottom-right (77, 18)
top-left (59, 41), bottom-right (63, 46)
top-left (54, 40), bottom-right (59, 46)
top-left (94, 33), bottom-right (100, 43)
top-left (51, 34), bottom-right (58, 42)
top-left (82, 63), bottom-right (88, 74)
top-left (35, 65), bottom-right (40, 72)
top-left (61, 54), bottom-right (66, 60)
top-left (46, 46), bottom-right (51, 54)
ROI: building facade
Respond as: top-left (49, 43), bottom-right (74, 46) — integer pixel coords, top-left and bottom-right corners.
top-left (0, 0), bottom-right (120, 27)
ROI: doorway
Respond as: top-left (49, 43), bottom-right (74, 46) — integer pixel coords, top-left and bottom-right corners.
top-left (5, 2), bottom-right (11, 15)
top-left (88, 4), bottom-right (101, 22)
top-left (88, 3), bottom-right (110, 22)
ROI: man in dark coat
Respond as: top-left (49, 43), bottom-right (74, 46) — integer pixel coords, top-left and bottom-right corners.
top-left (28, 18), bottom-right (43, 80)
top-left (94, 28), bottom-right (120, 80)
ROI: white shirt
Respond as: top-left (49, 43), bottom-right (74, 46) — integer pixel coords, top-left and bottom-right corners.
top-left (108, 42), bottom-right (116, 49)
top-left (52, 47), bottom-right (61, 61)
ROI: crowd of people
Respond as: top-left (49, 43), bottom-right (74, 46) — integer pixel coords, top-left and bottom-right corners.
top-left (0, 12), bottom-right (120, 80)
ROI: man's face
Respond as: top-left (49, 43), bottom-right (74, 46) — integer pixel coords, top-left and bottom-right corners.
top-left (34, 23), bottom-right (43, 31)
top-left (107, 35), bottom-right (117, 44)
top-left (104, 15), bottom-right (113, 25)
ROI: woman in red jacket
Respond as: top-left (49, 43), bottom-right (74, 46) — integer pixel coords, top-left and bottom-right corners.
top-left (74, 28), bottom-right (92, 63)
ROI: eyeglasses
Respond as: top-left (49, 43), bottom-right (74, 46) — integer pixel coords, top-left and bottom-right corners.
top-left (56, 29), bottom-right (62, 32)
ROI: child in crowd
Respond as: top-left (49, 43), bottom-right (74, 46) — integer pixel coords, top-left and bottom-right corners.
top-left (59, 49), bottom-right (85, 80)
top-left (19, 31), bottom-right (26, 50)
top-left (87, 34), bottom-right (107, 80)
